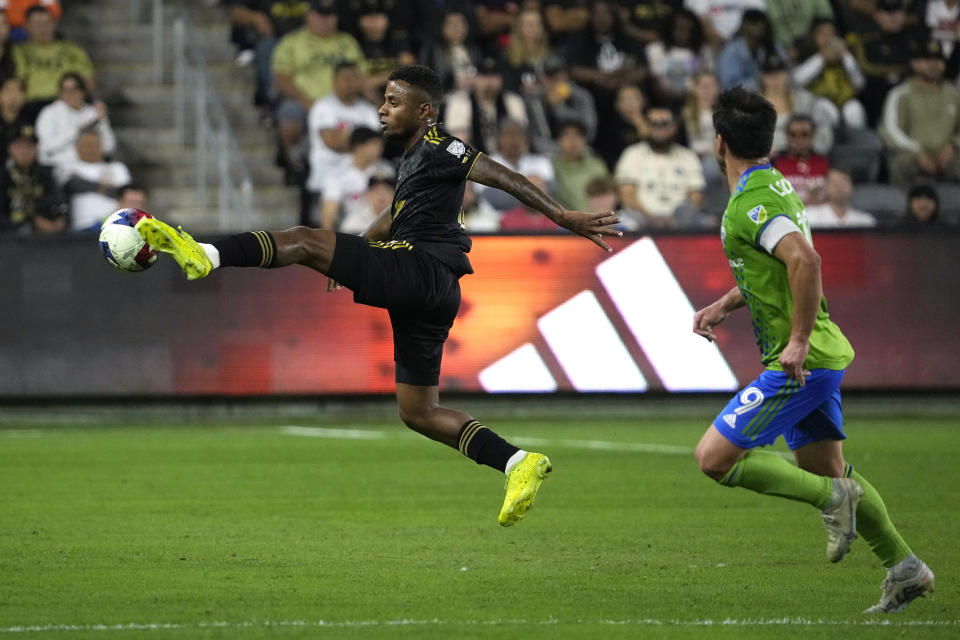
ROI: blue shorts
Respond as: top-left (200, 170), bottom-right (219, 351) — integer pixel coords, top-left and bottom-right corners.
top-left (713, 369), bottom-right (847, 450)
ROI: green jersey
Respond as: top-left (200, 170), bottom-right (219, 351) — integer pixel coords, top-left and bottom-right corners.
top-left (720, 164), bottom-right (854, 371)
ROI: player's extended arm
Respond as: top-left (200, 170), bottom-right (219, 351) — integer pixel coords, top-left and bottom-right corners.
top-left (693, 286), bottom-right (745, 342)
top-left (773, 232), bottom-right (823, 386)
top-left (468, 154), bottom-right (622, 251)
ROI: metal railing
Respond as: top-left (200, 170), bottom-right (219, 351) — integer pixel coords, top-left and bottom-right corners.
top-left (129, 0), bottom-right (164, 84)
top-left (171, 12), bottom-right (254, 231)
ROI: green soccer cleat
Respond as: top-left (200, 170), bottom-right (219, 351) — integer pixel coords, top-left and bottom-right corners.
top-left (137, 218), bottom-right (213, 280)
top-left (498, 452), bottom-right (551, 527)
top-left (821, 477), bottom-right (863, 562)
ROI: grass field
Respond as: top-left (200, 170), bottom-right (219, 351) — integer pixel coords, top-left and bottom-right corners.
top-left (0, 400), bottom-right (956, 638)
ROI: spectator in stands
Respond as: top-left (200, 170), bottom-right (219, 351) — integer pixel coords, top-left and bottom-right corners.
top-left (805, 167), bottom-right (877, 228)
top-left (418, 8), bottom-right (482, 93)
top-left (614, 104), bottom-right (706, 229)
top-left (715, 9), bottom-right (785, 91)
top-left (271, 0), bottom-right (365, 177)
top-left (618, 1), bottom-right (677, 45)
top-left (476, 118), bottom-right (554, 214)
top-left (338, 172), bottom-right (395, 234)
top-left (847, 0), bottom-right (922, 127)
top-left (473, 0), bottom-right (518, 52)
top-left (645, 8), bottom-right (710, 106)
top-left (0, 125), bottom-right (65, 233)
top-left (305, 61), bottom-right (380, 224)
top-left (59, 128), bottom-right (131, 232)
top-left (116, 183), bottom-right (148, 212)
top-left (229, 0), bottom-right (310, 113)
top-left (584, 175), bottom-right (622, 218)
top-left (504, 7), bottom-right (551, 94)
top-left (461, 180), bottom-right (502, 232)
top-left (759, 54), bottom-right (837, 155)
top-left (522, 54), bottom-right (597, 154)
top-left (682, 70), bottom-right (719, 177)
top-left (765, 0), bottom-right (833, 62)
top-left (0, 14), bottom-right (16, 81)
top-left (354, 0), bottom-right (416, 104)
top-left (595, 83), bottom-right (648, 169)
top-left (772, 115), bottom-right (830, 206)
top-left (0, 77), bottom-right (27, 165)
top-left (541, 0), bottom-right (588, 49)
top-left (318, 126), bottom-right (393, 230)
top-left (881, 38), bottom-right (960, 190)
top-left (685, 0), bottom-right (765, 50)
top-left (36, 73), bottom-right (116, 173)
top-left (903, 181), bottom-right (941, 224)
top-left (792, 18), bottom-right (867, 128)
top-left (551, 120), bottom-right (609, 213)
top-left (15, 6), bottom-right (96, 123)
top-left (925, 0), bottom-right (960, 78)
top-left (6, 0), bottom-right (61, 42)
top-left (568, 1), bottom-right (648, 126)
top-left (444, 55), bottom-right (528, 154)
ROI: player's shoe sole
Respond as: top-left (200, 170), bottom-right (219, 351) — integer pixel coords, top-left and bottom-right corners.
top-left (821, 477), bottom-right (863, 563)
top-left (498, 452), bottom-right (551, 527)
top-left (137, 218), bottom-right (213, 280)
top-left (864, 561), bottom-right (935, 613)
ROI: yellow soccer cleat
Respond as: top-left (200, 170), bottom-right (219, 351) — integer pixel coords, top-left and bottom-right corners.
top-left (498, 452), bottom-right (552, 527)
top-left (137, 218), bottom-right (213, 280)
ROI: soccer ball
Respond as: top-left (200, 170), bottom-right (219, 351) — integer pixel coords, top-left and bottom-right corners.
top-left (98, 208), bottom-right (159, 272)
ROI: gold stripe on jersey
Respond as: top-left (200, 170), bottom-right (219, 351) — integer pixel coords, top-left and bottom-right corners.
top-left (458, 420), bottom-right (483, 455)
top-left (393, 199), bottom-right (406, 219)
top-left (253, 230), bottom-right (274, 267)
top-left (423, 125), bottom-right (445, 145)
top-left (464, 151), bottom-right (484, 180)
top-left (367, 239), bottom-right (414, 251)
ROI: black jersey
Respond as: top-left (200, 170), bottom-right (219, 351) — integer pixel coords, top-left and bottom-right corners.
top-left (389, 124), bottom-right (481, 276)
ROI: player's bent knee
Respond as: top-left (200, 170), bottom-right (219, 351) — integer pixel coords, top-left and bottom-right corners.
top-left (695, 443), bottom-right (734, 482)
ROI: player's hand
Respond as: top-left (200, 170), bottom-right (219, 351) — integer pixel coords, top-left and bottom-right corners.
top-left (555, 210), bottom-right (622, 252)
top-left (693, 301), bottom-right (728, 342)
top-left (326, 277), bottom-right (343, 292)
top-left (779, 337), bottom-right (811, 387)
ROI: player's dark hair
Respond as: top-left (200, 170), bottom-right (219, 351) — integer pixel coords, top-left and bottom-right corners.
top-left (712, 87), bottom-right (776, 160)
top-left (388, 64), bottom-right (443, 105)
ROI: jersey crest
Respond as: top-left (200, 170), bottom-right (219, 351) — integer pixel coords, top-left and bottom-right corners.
top-left (447, 140), bottom-right (466, 158)
top-left (747, 204), bottom-right (767, 225)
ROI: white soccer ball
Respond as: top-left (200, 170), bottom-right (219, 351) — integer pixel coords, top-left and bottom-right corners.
top-left (98, 208), bottom-right (158, 272)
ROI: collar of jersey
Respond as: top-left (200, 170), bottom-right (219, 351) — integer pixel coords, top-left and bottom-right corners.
top-left (734, 163), bottom-right (771, 194)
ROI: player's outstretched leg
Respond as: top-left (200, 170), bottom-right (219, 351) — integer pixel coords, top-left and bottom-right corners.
top-left (137, 217), bottom-right (214, 280)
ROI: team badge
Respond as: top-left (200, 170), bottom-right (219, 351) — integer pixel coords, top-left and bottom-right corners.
top-left (747, 204), bottom-right (767, 224)
top-left (447, 140), bottom-right (466, 158)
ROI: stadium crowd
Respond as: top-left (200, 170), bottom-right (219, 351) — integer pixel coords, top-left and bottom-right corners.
top-left (223, 0), bottom-right (960, 232)
top-left (0, 1), bottom-right (151, 234)
top-left (3, 0), bottom-right (960, 234)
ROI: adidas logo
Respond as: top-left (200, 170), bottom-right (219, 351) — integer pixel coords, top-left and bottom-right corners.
top-left (479, 238), bottom-right (738, 393)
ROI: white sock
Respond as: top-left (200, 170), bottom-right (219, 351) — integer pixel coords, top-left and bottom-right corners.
top-left (504, 449), bottom-right (527, 475)
top-left (200, 243), bottom-right (221, 269)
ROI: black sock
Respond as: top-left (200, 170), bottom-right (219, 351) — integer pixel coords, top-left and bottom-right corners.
top-left (457, 420), bottom-right (519, 472)
top-left (213, 231), bottom-right (276, 268)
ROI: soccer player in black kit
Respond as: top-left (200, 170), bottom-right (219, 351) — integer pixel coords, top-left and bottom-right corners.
top-left (137, 64), bottom-right (623, 526)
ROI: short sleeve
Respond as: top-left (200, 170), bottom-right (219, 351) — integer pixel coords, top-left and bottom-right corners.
top-left (434, 134), bottom-right (482, 182)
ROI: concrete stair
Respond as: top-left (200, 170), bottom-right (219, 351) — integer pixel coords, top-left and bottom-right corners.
top-left (61, 0), bottom-right (301, 231)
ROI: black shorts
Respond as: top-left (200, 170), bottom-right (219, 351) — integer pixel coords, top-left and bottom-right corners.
top-left (327, 233), bottom-right (461, 386)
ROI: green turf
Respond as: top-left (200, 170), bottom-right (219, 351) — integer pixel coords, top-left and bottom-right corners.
top-left (0, 410), bottom-right (956, 639)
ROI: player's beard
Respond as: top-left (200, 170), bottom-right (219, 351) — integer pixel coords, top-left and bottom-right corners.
top-left (715, 151), bottom-right (726, 174)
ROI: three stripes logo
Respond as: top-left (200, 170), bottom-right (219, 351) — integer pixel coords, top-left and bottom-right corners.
top-left (478, 238), bottom-right (739, 393)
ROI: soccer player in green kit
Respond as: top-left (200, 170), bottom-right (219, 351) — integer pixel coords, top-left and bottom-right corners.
top-left (692, 88), bottom-right (934, 613)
